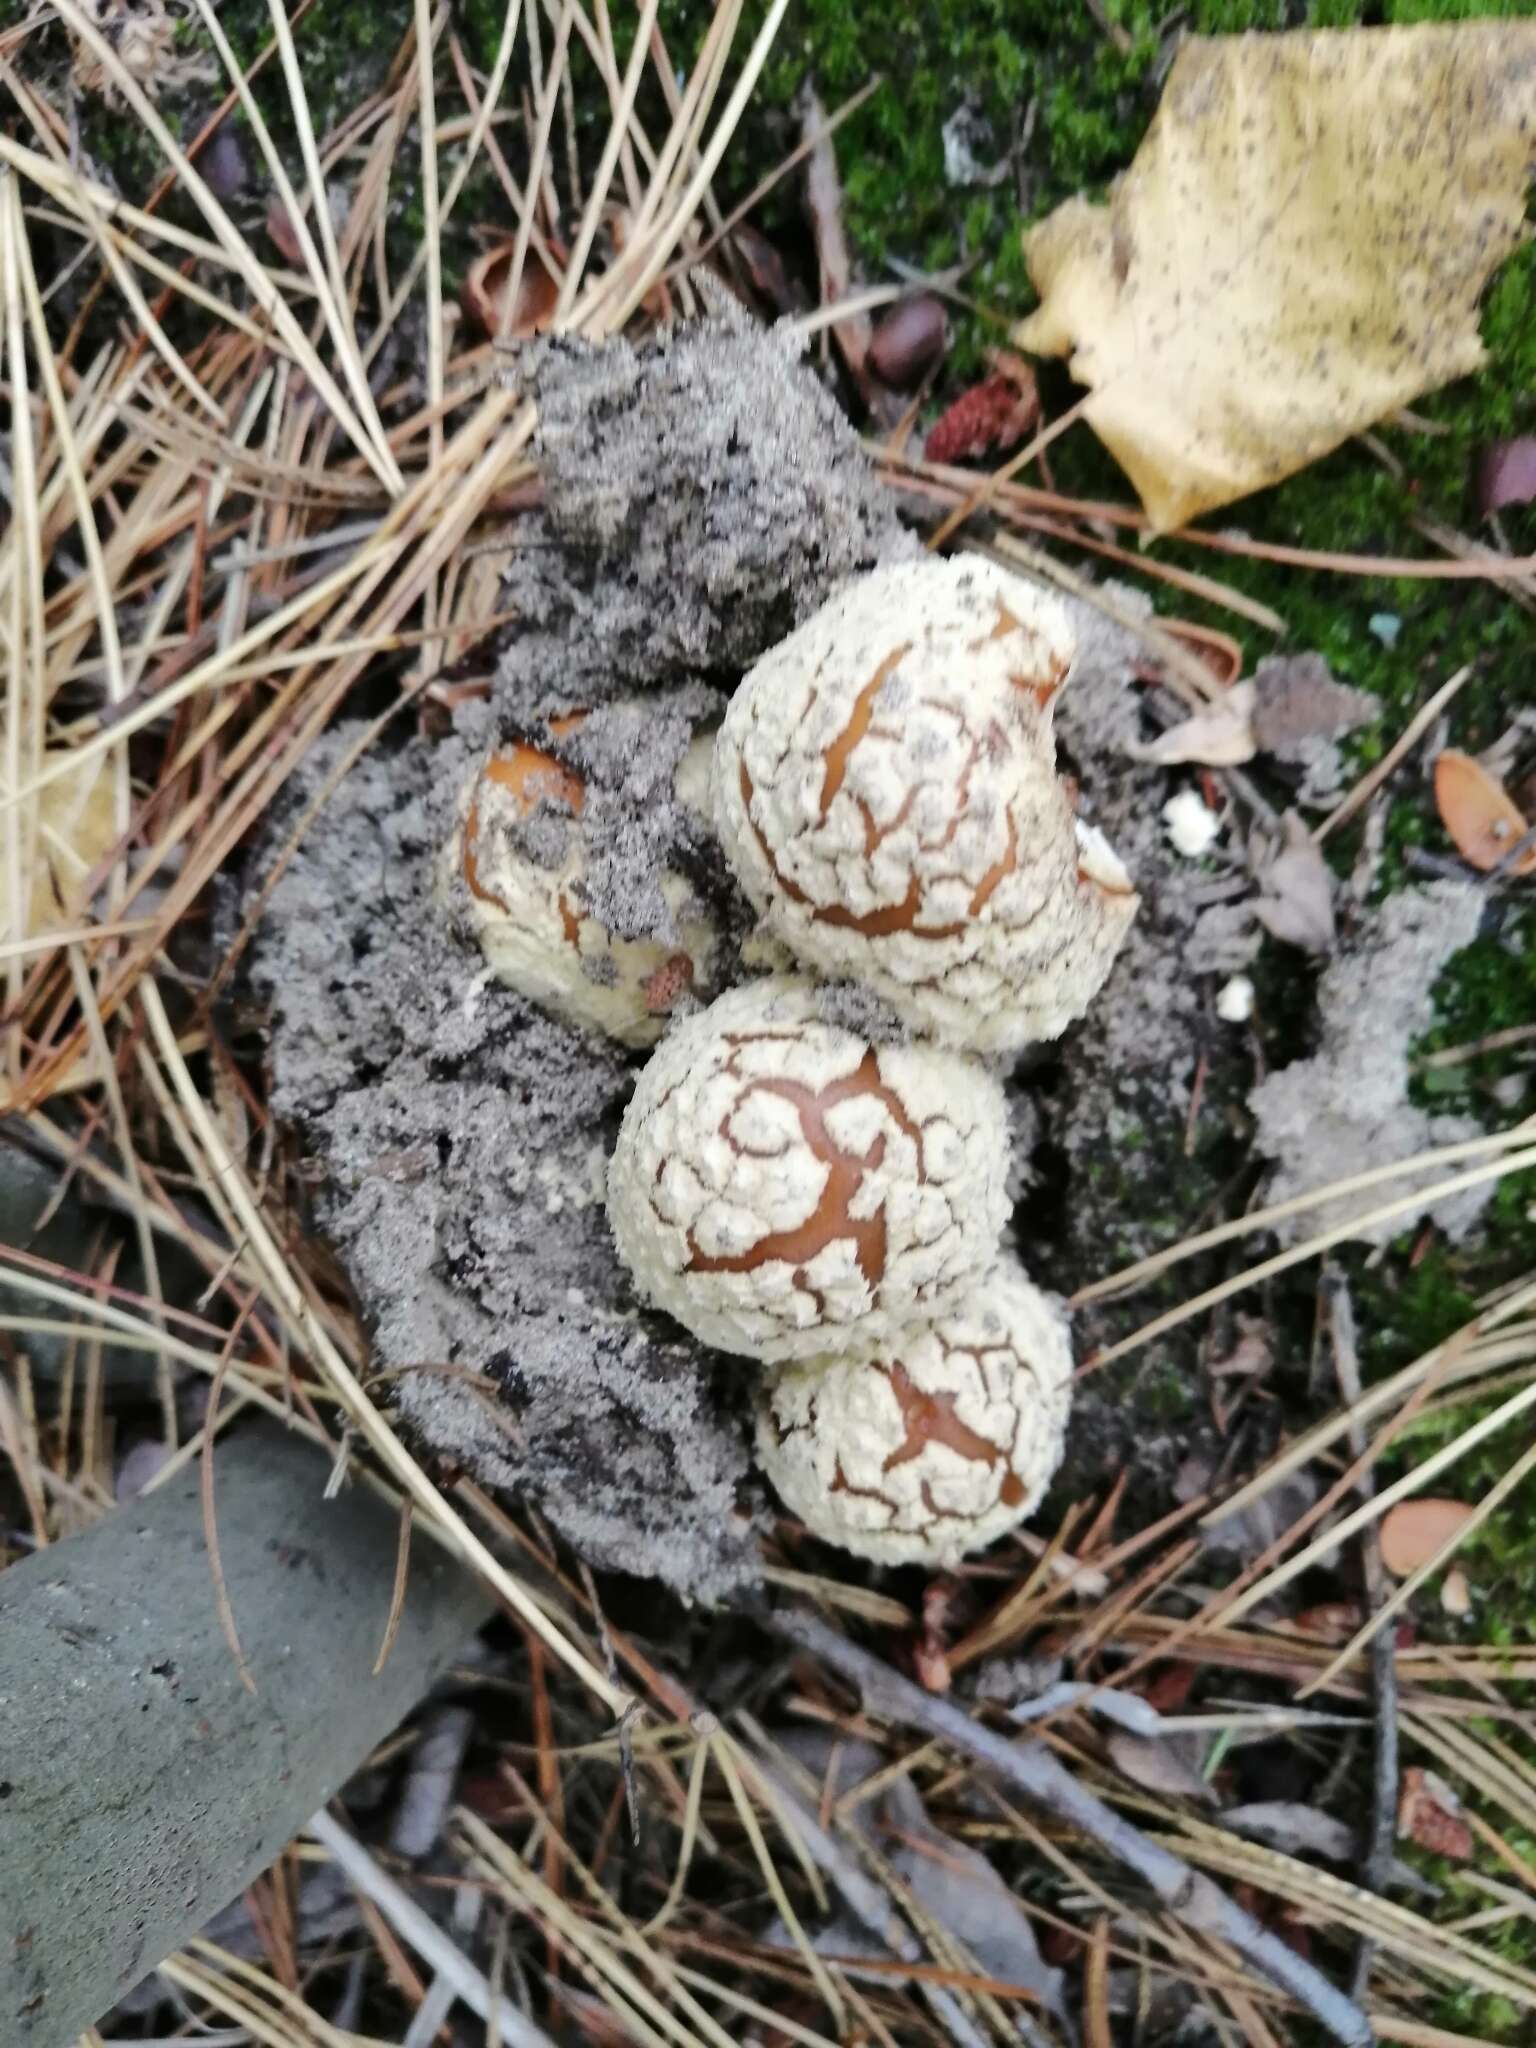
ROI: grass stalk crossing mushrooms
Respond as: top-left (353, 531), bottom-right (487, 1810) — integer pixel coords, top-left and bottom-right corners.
top-left (713, 555), bottom-right (1138, 1053)
top-left (606, 975), bottom-right (1011, 1362)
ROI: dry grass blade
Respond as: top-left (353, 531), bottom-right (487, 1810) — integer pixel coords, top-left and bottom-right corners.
top-left (372, 1497), bottom-right (415, 1677)
top-left (1075, 1123), bottom-right (1534, 1311)
top-left (47, 0), bottom-right (399, 488)
top-left (136, 980), bottom-right (626, 1708)
top-left (1081, 1141), bottom-right (1536, 1368)
top-left (8, 8), bottom-right (1530, 2046)
top-left (1301, 1427), bottom-right (1536, 1702)
top-left (774, 1611), bottom-right (1375, 2046)
top-left (1213, 1363), bottom-right (1536, 1631)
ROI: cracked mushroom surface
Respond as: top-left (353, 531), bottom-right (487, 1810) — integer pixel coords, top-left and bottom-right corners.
top-left (607, 975), bottom-right (1010, 1362)
top-left (713, 555), bottom-right (1138, 1053)
top-left (756, 1264), bottom-right (1073, 1565)
top-left (446, 725), bottom-right (719, 1048)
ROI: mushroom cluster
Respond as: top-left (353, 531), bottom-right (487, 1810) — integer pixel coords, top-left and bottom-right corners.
top-left (604, 555), bottom-right (1138, 1567)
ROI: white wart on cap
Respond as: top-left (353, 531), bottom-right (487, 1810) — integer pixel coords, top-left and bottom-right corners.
top-left (606, 976), bottom-right (1010, 1363)
top-left (713, 555), bottom-right (1136, 1053)
top-left (756, 1263), bottom-right (1073, 1565)
top-left (447, 728), bottom-right (717, 1047)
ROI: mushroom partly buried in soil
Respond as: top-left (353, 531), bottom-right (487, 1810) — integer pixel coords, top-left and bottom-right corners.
top-left (756, 1263), bottom-right (1073, 1566)
top-left (606, 975), bottom-right (1011, 1363)
top-left (444, 724), bottom-right (719, 1047)
top-left (712, 555), bottom-right (1138, 1053)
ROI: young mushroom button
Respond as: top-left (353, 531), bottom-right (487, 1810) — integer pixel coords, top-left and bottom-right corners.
top-left (444, 723), bottom-right (718, 1048)
top-left (606, 976), bottom-right (1011, 1363)
top-left (756, 1263), bottom-right (1073, 1566)
top-left (713, 555), bottom-right (1138, 1054)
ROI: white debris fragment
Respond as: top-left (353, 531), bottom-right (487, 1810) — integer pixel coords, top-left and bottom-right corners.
top-left (1162, 788), bottom-right (1223, 858)
top-left (606, 976), bottom-right (1011, 1363)
top-left (756, 1264), bottom-right (1072, 1565)
top-left (1216, 973), bottom-right (1255, 1023)
top-left (712, 555), bottom-right (1137, 1054)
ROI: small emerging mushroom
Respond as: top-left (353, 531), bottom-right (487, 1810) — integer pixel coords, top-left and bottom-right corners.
top-left (445, 727), bottom-right (717, 1047)
top-left (606, 975), bottom-right (1011, 1363)
top-left (713, 556), bottom-right (1137, 1053)
top-left (756, 1263), bottom-right (1072, 1565)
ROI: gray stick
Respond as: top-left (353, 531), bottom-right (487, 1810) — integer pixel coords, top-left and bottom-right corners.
top-left (770, 1608), bottom-right (1376, 2048)
top-left (0, 1422), bottom-right (492, 2048)
top-left (1323, 1265), bottom-right (1399, 2004)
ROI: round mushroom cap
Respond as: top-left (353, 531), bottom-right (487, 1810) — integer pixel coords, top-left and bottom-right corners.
top-left (713, 555), bottom-right (1137, 1053)
top-left (757, 1263), bottom-right (1073, 1565)
top-left (446, 734), bottom-right (717, 1048)
top-left (607, 976), bottom-right (1011, 1363)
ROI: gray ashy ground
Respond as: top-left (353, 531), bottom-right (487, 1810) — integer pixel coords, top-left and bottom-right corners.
top-left (1250, 880), bottom-right (1491, 1245)
top-left (251, 322), bottom-right (909, 1601)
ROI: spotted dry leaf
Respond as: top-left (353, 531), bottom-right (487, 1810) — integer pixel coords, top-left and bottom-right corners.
top-left (1014, 24), bottom-right (1536, 531)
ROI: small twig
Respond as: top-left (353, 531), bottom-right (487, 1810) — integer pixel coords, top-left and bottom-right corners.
top-left (372, 1495), bottom-right (413, 1676)
top-left (736, 1719), bottom-right (992, 2048)
top-left (770, 1609), bottom-right (1377, 2048)
top-left (202, 1300), bottom-right (260, 1697)
top-left (310, 1806), bottom-right (555, 2047)
top-left (390, 1703), bottom-right (475, 1861)
top-left (579, 1557), bottom-right (642, 1847)
top-left (1314, 664), bottom-right (1474, 845)
top-left (1322, 1267), bottom-right (1398, 2007)
top-left (1415, 1022), bottom-right (1536, 1071)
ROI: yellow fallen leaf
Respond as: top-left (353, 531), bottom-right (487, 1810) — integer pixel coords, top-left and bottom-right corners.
top-left (0, 751), bottom-right (119, 943)
top-left (1014, 24), bottom-right (1536, 532)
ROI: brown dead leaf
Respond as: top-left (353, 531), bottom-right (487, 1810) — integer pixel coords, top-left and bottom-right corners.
top-left (1434, 749), bottom-right (1536, 877)
top-left (1223, 1803), bottom-right (1356, 1862)
top-left (1132, 680), bottom-right (1256, 766)
top-left (1253, 810), bottom-right (1335, 954)
top-left (1379, 1496), bottom-right (1476, 1577)
top-left (1251, 654), bottom-right (1377, 760)
top-left (1473, 436), bottom-right (1536, 517)
top-left (1208, 1315), bottom-right (1273, 1381)
top-left (723, 224), bottom-right (799, 317)
top-left (461, 241), bottom-right (563, 342)
top-left (1292, 1601), bottom-right (1363, 1644)
top-left (1, 752), bottom-right (117, 940)
top-left (1397, 1766), bottom-right (1473, 1862)
top-left (802, 86), bottom-right (872, 391)
top-left (1014, 24), bottom-right (1536, 531)
top-left (265, 194), bottom-right (303, 266)
top-left (1163, 621), bottom-right (1244, 691)
top-left (1104, 1729), bottom-right (1219, 1807)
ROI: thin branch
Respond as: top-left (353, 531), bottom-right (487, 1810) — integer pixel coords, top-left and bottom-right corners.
top-left (1323, 1267), bottom-right (1397, 2005)
top-left (769, 1609), bottom-right (1376, 2048)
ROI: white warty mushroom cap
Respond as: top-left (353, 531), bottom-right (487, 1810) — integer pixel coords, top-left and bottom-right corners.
top-left (757, 1263), bottom-right (1073, 1565)
top-left (713, 555), bottom-right (1137, 1053)
top-left (607, 976), bottom-right (1011, 1363)
top-left (446, 738), bottom-right (717, 1048)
